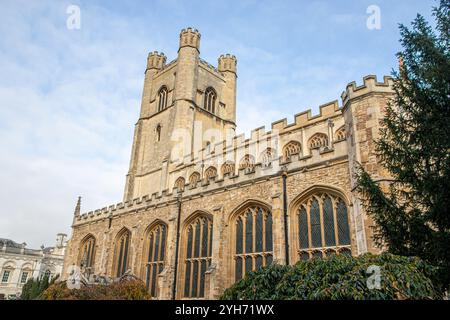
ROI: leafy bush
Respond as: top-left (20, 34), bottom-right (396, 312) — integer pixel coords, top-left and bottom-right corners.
top-left (221, 253), bottom-right (442, 300)
top-left (41, 279), bottom-right (151, 300)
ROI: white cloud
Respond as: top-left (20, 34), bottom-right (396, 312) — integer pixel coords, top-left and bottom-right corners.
top-left (0, 1), bottom-right (152, 248)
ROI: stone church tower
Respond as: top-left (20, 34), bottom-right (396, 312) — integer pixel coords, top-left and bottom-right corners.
top-left (62, 28), bottom-right (394, 299)
top-left (124, 28), bottom-right (237, 202)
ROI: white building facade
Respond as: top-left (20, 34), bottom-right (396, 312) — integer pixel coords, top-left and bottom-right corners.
top-left (0, 233), bottom-right (67, 299)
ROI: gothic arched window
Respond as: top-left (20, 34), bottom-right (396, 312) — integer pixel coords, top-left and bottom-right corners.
top-left (204, 166), bottom-right (217, 180)
top-left (204, 87), bottom-right (217, 114)
top-left (145, 223), bottom-right (167, 297)
top-left (234, 204), bottom-right (272, 282)
top-left (221, 162), bottom-right (235, 176)
top-left (183, 214), bottom-right (213, 298)
top-left (335, 125), bottom-right (346, 141)
top-left (174, 177), bottom-right (185, 192)
top-left (189, 172), bottom-right (201, 188)
top-left (79, 235), bottom-right (96, 275)
top-left (296, 191), bottom-right (351, 260)
top-left (114, 229), bottom-right (131, 277)
top-left (158, 86), bottom-right (168, 112)
top-left (260, 148), bottom-right (276, 167)
top-left (239, 154), bottom-right (255, 171)
top-left (308, 133), bottom-right (328, 150)
top-left (282, 141), bottom-right (301, 162)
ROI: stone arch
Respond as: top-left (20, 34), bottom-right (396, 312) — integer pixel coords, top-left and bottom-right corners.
top-left (282, 140), bottom-right (302, 161)
top-left (289, 185), bottom-right (353, 263)
top-left (112, 227), bottom-right (132, 278)
top-left (239, 154), bottom-right (255, 171)
top-left (188, 171), bottom-right (201, 188)
top-left (78, 233), bottom-right (96, 274)
top-left (142, 220), bottom-right (168, 297)
top-left (228, 199), bottom-right (273, 286)
top-left (260, 147), bottom-right (277, 167)
top-left (178, 211), bottom-right (214, 299)
top-left (2, 260), bottom-right (16, 269)
top-left (308, 132), bottom-right (328, 150)
top-left (174, 177), bottom-right (185, 192)
top-left (221, 161), bottom-right (235, 176)
top-left (204, 166), bottom-right (217, 180)
top-left (204, 87), bottom-right (217, 114)
top-left (335, 125), bottom-right (346, 141)
top-left (157, 85), bottom-right (169, 112)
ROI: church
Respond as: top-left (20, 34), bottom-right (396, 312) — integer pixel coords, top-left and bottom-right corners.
top-left (62, 28), bottom-right (394, 299)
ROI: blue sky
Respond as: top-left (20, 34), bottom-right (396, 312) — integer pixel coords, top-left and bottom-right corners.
top-left (0, 0), bottom-right (436, 248)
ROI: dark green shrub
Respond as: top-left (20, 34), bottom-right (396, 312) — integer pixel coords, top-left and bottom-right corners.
top-left (21, 274), bottom-right (58, 300)
top-left (221, 253), bottom-right (442, 300)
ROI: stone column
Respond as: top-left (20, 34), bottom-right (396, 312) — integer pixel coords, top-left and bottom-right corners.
top-left (271, 178), bottom-right (286, 264)
top-left (206, 205), bottom-right (225, 299)
top-left (158, 204), bottom-right (179, 299)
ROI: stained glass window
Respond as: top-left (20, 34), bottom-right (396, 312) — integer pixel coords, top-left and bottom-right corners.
top-left (295, 192), bottom-right (351, 261)
top-left (266, 254), bottom-right (273, 266)
top-left (337, 199), bottom-right (351, 245)
top-left (245, 211), bottom-right (253, 253)
top-left (235, 257), bottom-right (242, 281)
top-left (183, 215), bottom-right (213, 298)
top-left (255, 255), bottom-right (263, 270)
top-left (201, 219), bottom-right (209, 257)
top-left (145, 224), bottom-right (167, 297)
top-left (300, 251), bottom-right (309, 261)
top-left (79, 235), bottom-right (96, 274)
top-left (236, 218), bottom-right (243, 254)
top-left (310, 199), bottom-right (322, 248)
top-left (115, 229), bottom-right (131, 277)
top-left (312, 251), bottom-right (323, 259)
top-left (186, 227), bottom-right (193, 259)
top-left (323, 196), bottom-right (336, 246)
top-left (184, 262), bottom-right (191, 297)
top-left (255, 209), bottom-right (263, 252)
top-left (265, 212), bottom-right (273, 251)
top-left (245, 256), bottom-right (252, 273)
top-left (298, 207), bottom-right (309, 249)
top-left (194, 222), bottom-right (201, 258)
top-left (234, 205), bottom-right (273, 282)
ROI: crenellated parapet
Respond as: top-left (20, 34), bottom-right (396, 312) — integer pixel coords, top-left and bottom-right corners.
top-left (218, 54), bottom-right (237, 74)
top-left (179, 27), bottom-right (201, 51)
top-left (341, 75), bottom-right (394, 107)
top-left (270, 100), bottom-right (341, 132)
top-left (146, 51), bottom-right (167, 71)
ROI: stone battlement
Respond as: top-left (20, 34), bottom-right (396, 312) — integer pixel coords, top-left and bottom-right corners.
top-left (74, 141), bottom-right (348, 226)
top-left (181, 99), bottom-right (342, 164)
top-left (341, 75), bottom-right (394, 107)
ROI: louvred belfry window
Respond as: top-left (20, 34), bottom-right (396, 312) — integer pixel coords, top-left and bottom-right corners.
top-left (158, 86), bottom-right (168, 111)
top-left (204, 87), bottom-right (217, 114)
